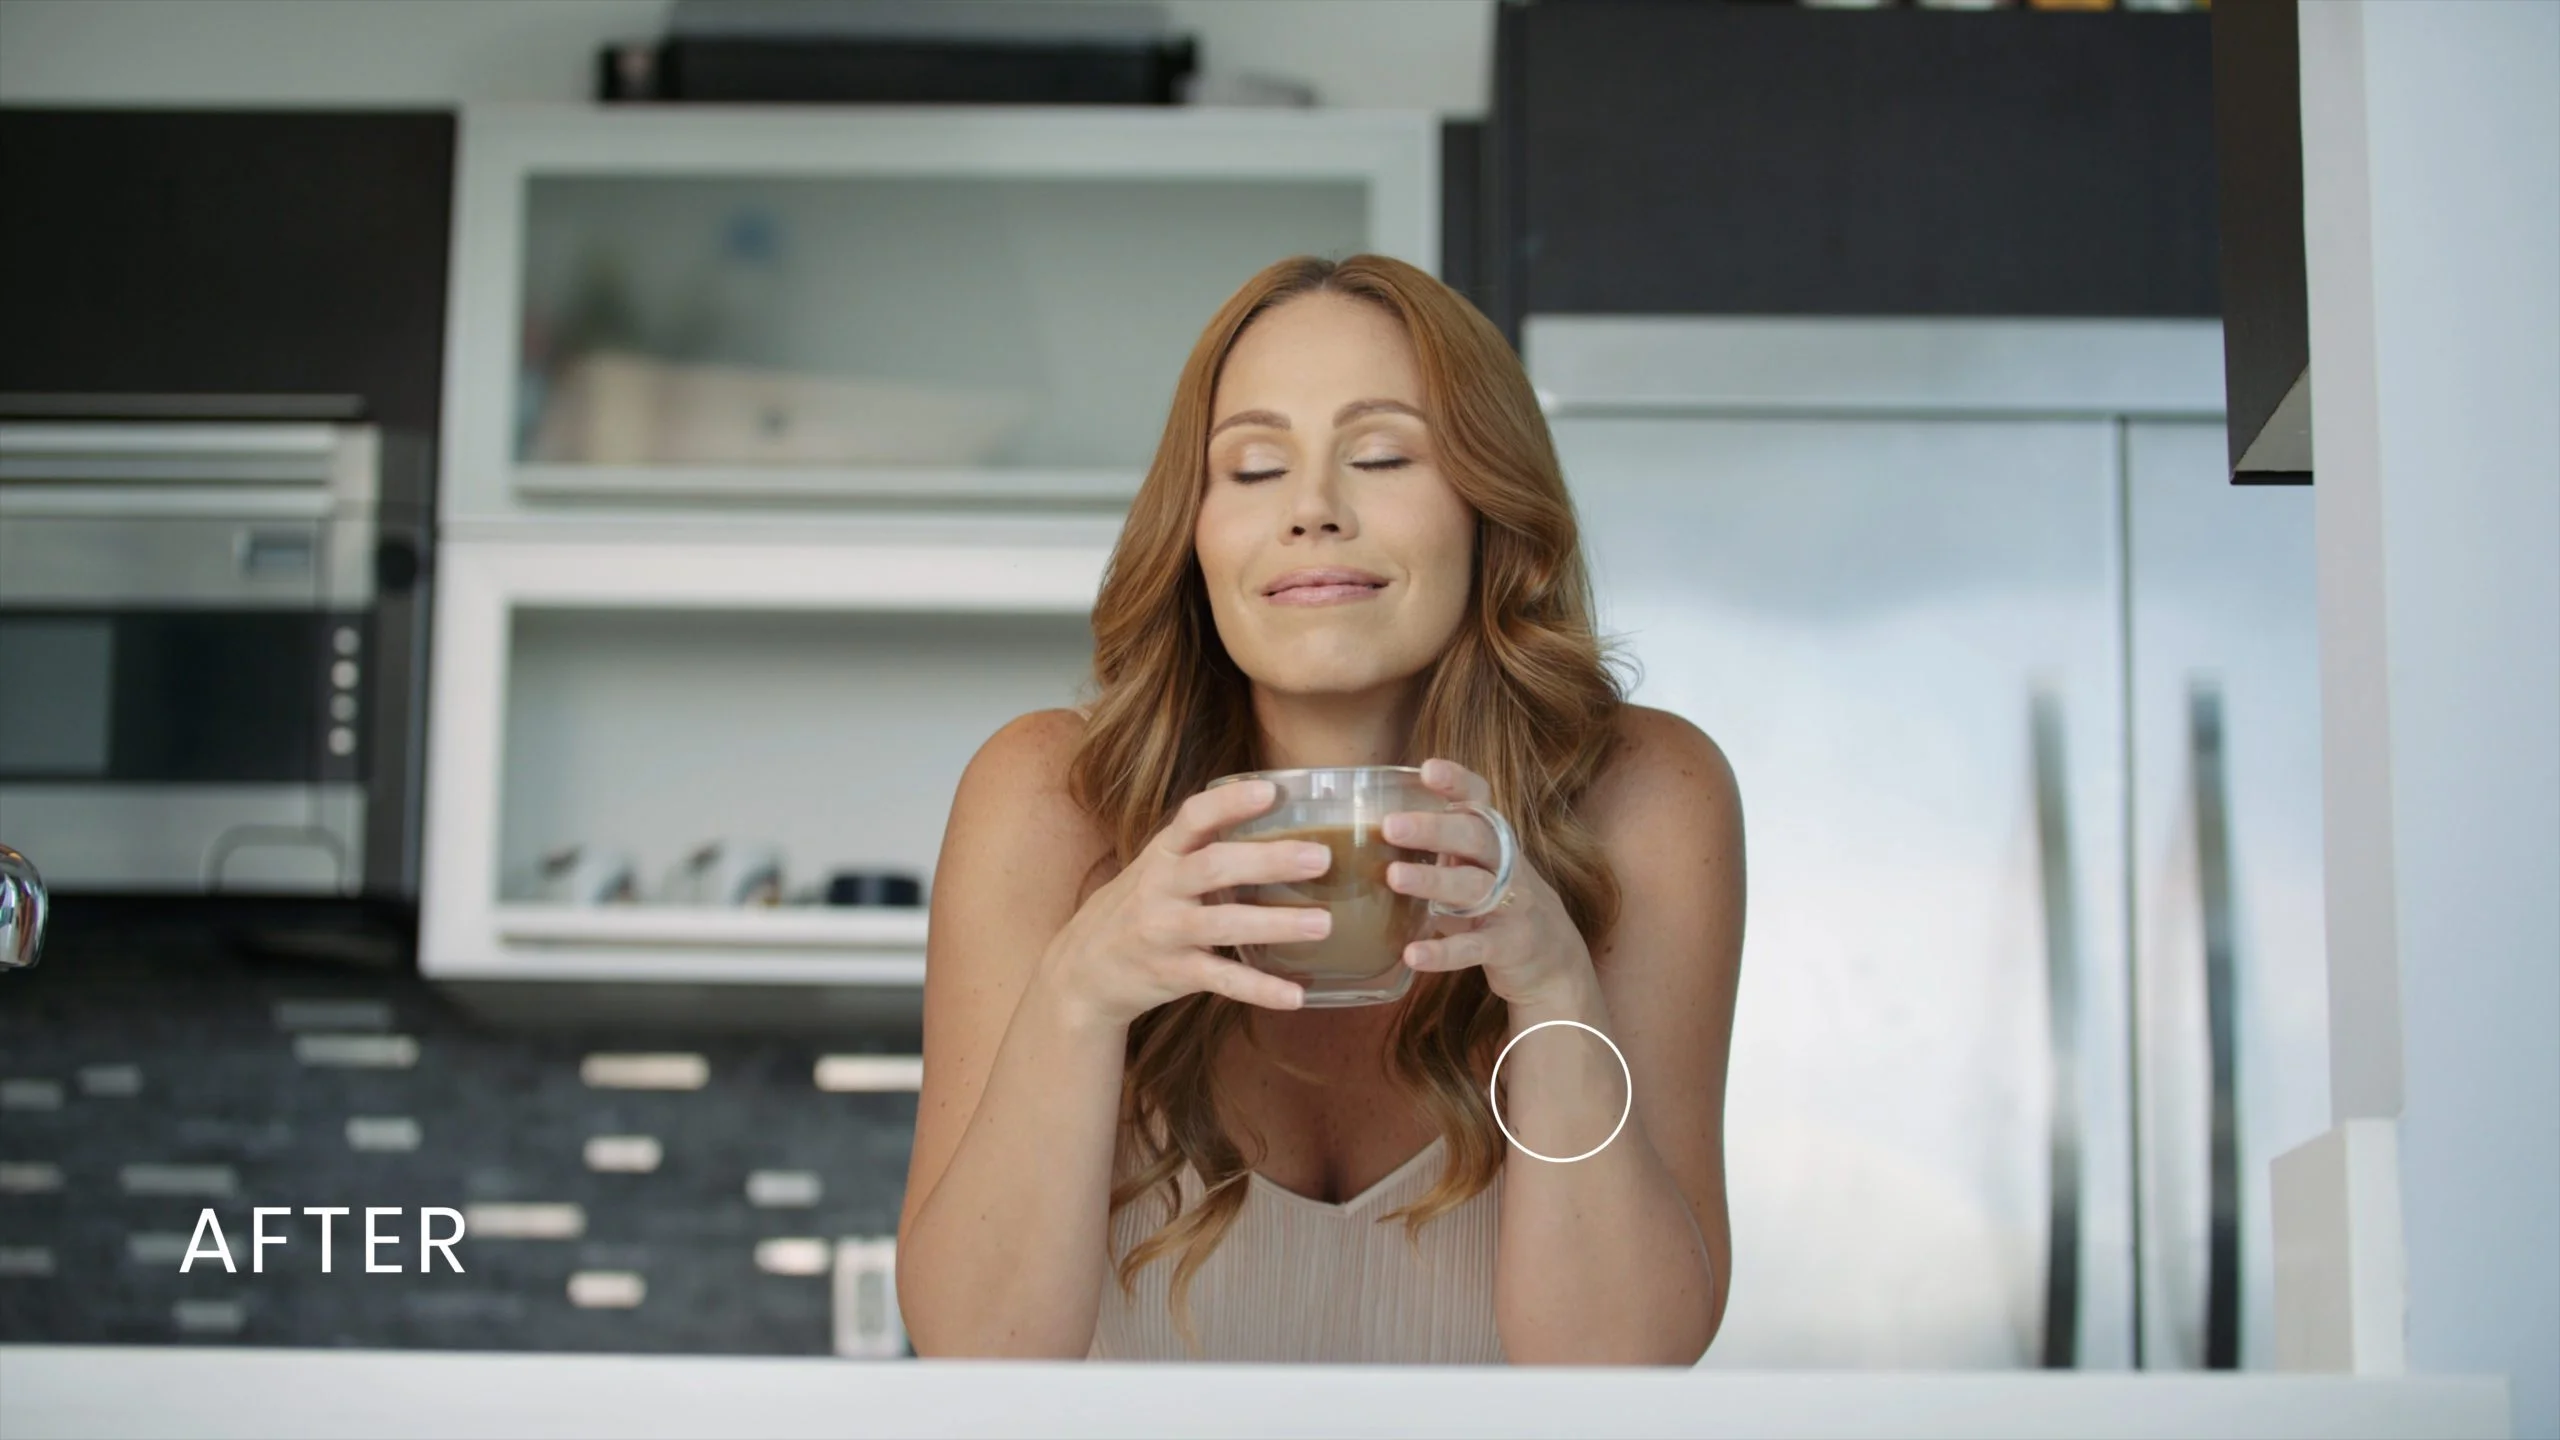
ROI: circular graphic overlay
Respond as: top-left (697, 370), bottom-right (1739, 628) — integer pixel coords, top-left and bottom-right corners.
top-left (1488, 1019), bottom-right (1633, 1164)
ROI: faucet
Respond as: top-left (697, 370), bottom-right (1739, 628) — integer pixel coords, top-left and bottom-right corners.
top-left (0, 843), bottom-right (47, 971)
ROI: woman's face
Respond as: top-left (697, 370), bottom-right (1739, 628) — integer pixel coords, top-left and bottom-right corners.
top-left (1195, 292), bottom-right (1477, 702)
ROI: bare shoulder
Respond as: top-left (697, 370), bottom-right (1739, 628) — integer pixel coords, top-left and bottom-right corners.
top-left (963, 706), bottom-right (1088, 799)
top-left (1584, 703), bottom-right (1743, 851)
top-left (945, 708), bottom-right (1113, 897)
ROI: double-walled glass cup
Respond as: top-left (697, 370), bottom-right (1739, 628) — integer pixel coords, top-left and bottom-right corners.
top-left (1207, 765), bottom-right (1519, 1008)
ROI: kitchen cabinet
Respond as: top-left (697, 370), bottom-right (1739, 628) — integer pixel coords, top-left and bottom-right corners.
top-left (421, 104), bottom-right (1441, 993)
top-left (417, 522), bottom-right (1113, 987)
top-left (1482, 4), bottom-right (2217, 341)
top-left (439, 105), bottom-right (1437, 525)
top-left (0, 109), bottom-right (454, 431)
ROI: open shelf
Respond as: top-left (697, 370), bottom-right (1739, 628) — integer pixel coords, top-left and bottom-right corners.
top-left (494, 904), bottom-right (929, 950)
top-left (419, 535), bottom-right (1103, 987)
top-left (513, 463), bottom-right (1138, 508)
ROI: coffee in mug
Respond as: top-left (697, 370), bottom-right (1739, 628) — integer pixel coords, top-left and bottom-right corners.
top-left (1208, 766), bottom-right (1518, 1008)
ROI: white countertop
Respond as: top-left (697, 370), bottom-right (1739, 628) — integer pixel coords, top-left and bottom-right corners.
top-left (0, 1346), bottom-right (2511, 1439)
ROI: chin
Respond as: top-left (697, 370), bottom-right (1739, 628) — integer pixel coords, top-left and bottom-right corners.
top-left (1252, 656), bottom-right (1427, 700)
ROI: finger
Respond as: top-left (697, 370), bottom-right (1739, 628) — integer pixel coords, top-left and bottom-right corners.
top-left (1158, 780), bottom-right (1279, 857)
top-left (1387, 860), bottom-right (1501, 911)
top-left (1188, 901), bottom-right (1331, 950)
top-left (1177, 837), bottom-right (1331, 899)
top-left (1420, 758), bottom-right (1494, 804)
top-left (1402, 933), bottom-right (1485, 972)
top-left (1381, 809), bottom-right (1499, 868)
top-left (1186, 953), bottom-right (1306, 1010)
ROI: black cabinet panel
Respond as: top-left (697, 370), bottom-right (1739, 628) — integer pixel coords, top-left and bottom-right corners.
top-left (2211, 0), bottom-right (2311, 480)
top-left (1441, 119), bottom-right (1489, 315)
top-left (1500, 2), bottom-right (2219, 322)
top-left (0, 109), bottom-right (455, 430)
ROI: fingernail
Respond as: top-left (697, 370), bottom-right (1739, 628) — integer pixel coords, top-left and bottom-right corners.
top-left (1299, 845), bottom-right (1330, 868)
top-left (1383, 815), bottom-right (1410, 841)
top-left (1299, 909), bottom-right (1330, 937)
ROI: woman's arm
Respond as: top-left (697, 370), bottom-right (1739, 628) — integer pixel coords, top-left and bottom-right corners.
top-left (896, 710), bottom-right (1125, 1358)
top-left (1492, 709), bottom-right (1746, 1365)
top-left (895, 711), bottom-right (1315, 1356)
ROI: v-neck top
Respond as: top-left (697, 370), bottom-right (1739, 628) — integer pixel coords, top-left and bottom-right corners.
top-left (1088, 1135), bottom-right (1506, 1364)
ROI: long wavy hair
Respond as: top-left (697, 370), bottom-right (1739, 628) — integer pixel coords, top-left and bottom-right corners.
top-left (1067, 254), bottom-right (1632, 1352)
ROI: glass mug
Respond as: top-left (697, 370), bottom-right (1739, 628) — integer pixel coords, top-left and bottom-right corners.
top-left (1207, 766), bottom-right (1519, 1007)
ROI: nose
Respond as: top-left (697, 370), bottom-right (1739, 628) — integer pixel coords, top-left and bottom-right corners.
top-left (0, 842), bottom-right (47, 972)
top-left (1286, 458), bottom-right (1354, 538)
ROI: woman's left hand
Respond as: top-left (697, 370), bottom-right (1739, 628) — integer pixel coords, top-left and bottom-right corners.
top-left (1384, 758), bottom-right (1594, 1011)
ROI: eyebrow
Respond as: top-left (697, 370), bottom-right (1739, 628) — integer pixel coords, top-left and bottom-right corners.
top-left (1206, 398), bottom-right (1427, 440)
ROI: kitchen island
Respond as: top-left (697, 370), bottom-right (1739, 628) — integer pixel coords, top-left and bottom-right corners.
top-left (0, 1345), bottom-right (2509, 1439)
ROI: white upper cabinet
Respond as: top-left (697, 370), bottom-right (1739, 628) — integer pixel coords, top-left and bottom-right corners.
top-left (439, 105), bottom-right (1438, 525)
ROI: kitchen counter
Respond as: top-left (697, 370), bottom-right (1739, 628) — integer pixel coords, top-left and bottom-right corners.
top-left (0, 1346), bottom-right (2510, 1439)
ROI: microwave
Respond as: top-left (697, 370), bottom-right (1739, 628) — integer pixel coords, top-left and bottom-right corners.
top-left (0, 422), bottom-right (432, 899)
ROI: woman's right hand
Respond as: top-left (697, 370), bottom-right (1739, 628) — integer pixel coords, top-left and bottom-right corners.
top-left (1037, 778), bottom-right (1332, 1029)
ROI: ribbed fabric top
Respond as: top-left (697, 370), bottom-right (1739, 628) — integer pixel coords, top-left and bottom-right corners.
top-left (1088, 1136), bottom-right (1506, 1364)
top-left (1068, 700), bottom-right (1502, 1363)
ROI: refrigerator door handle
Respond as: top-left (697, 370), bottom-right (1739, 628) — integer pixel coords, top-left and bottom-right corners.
top-left (2030, 688), bottom-right (2082, 1368)
top-left (2188, 683), bottom-right (2243, 1369)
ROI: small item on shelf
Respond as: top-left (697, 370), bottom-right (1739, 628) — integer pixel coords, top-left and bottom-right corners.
top-left (1178, 71), bottom-right (1315, 108)
top-left (663, 841), bottom-right (786, 907)
top-left (821, 870), bottom-right (925, 907)
top-left (527, 349), bottom-right (1033, 467)
top-left (526, 845), bottom-right (639, 906)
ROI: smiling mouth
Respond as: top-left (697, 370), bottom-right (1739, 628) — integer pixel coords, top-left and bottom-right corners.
top-left (1265, 581), bottom-right (1386, 605)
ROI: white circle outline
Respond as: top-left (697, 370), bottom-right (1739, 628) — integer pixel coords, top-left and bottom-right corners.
top-left (1488, 1019), bottom-right (1633, 1164)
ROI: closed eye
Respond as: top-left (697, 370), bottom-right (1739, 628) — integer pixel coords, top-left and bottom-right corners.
top-left (1226, 457), bottom-right (1408, 484)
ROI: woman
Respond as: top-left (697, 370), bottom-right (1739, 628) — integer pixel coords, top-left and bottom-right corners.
top-left (896, 254), bottom-right (1744, 1365)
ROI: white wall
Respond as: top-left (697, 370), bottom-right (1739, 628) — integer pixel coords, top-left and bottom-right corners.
top-left (0, 0), bottom-right (1494, 114)
top-left (2301, 3), bottom-right (2560, 1435)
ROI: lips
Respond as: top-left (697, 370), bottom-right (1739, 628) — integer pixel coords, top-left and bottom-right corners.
top-left (1262, 567), bottom-right (1389, 598)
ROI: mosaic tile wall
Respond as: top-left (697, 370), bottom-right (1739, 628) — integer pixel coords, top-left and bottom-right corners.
top-left (0, 903), bottom-right (920, 1356)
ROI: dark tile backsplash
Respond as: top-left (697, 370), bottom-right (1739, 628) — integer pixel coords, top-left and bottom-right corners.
top-left (0, 902), bottom-right (919, 1355)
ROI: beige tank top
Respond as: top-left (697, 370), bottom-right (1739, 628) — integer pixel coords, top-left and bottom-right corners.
top-left (1070, 698), bottom-right (1502, 1363)
top-left (1088, 1136), bottom-right (1506, 1364)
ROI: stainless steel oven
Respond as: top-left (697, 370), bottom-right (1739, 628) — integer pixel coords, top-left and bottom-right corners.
top-left (0, 422), bottom-right (431, 898)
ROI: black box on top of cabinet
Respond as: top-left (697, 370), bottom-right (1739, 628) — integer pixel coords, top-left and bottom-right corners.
top-left (1485, 1), bottom-right (2220, 335)
top-left (598, 35), bottom-right (1196, 104)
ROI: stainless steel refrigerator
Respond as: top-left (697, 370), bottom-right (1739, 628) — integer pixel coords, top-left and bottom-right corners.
top-left (1527, 317), bottom-right (2329, 1371)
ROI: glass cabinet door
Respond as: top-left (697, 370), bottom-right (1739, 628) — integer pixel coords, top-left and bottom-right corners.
top-left (518, 174), bottom-right (1366, 474)
top-left (443, 108), bottom-right (1437, 520)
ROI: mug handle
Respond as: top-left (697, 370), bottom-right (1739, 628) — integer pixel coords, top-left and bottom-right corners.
top-left (1428, 799), bottom-right (1518, 920)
